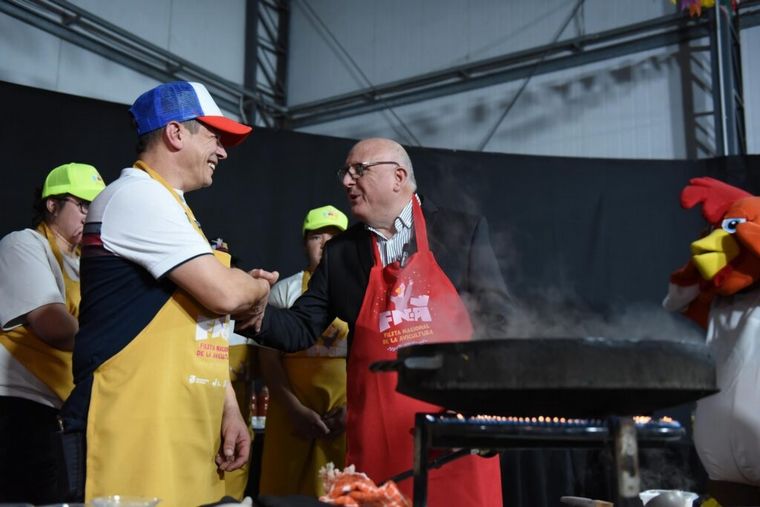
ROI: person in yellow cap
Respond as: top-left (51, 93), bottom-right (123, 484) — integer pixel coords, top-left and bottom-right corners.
top-left (0, 162), bottom-right (105, 504)
top-left (258, 205), bottom-right (350, 497)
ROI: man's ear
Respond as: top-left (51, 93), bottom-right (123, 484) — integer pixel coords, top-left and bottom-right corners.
top-left (45, 198), bottom-right (58, 215)
top-left (393, 166), bottom-right (407, 191)
top-left (164, 121), bottom-right (184, 150)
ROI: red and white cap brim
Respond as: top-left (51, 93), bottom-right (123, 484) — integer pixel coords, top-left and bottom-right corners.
top-left (197, 115), bottom-right (253, 147)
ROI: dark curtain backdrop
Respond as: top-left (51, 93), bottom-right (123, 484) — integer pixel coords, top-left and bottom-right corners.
top-left (3, 79), bottom-right (760, 505)
top-left (4, 79), bottom-right (759, 316)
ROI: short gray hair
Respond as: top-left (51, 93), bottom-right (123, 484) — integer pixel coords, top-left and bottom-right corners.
top-left (391, 142), bottom-right (416, 191)
top-left (135, 119), bottom-right (200, 154)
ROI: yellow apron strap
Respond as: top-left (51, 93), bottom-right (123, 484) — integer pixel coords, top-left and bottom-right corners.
top-left (133, 160), bottom-right (207, 240)
top-left (36, 222), bottom-right (81, 316)
top-left (134, 161), bottom-right (233, 271)
top-left (36, 221), bottom-right (77, 272)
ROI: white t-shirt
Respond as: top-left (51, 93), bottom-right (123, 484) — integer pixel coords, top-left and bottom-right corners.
top-left (88, 167), bottom-right (213, 277)
top-left (269, 271), bottom-right (307, 309)
top-left (269, 271), bottom-right (347, 358)
top-left (0, 229), bottom-right (76, 407)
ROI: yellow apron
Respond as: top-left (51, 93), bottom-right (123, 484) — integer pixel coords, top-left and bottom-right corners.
top-left (224, 343), bottom-right (252, 499)
top-left (259, 271), bottom-right (348, 497)
top-left (0, 222), bottom-right (79, 401)
top-left (84, 161), bottom-right (233, 506)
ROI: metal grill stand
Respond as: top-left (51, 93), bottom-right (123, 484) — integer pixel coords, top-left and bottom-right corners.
top-left (411, 414), bottom-right (685, 507)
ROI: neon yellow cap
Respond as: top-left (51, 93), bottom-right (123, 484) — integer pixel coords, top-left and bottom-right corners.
top-left (302, 205), bottom-right (348, 235)
top-left (42, 163), bottom-right (106, 202)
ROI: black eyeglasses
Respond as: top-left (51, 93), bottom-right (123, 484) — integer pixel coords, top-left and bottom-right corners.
top-left (58, 196), bottom-right (90, 215)
top-left (337, 161), bottom-right (400, 183)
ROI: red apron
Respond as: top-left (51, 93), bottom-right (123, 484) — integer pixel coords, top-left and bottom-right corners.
top-left (346, 198), bottom-right (502, 506)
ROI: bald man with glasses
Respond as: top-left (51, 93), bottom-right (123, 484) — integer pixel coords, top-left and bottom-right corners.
top-left (247, 137), bottom-right (511, 507)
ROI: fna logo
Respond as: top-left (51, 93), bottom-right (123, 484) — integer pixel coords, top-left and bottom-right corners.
top-left (378, 279), bottom-right (432, 332)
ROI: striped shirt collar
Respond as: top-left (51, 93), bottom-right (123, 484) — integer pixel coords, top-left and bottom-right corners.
top-left (366, 194), bottom-right (419, 266)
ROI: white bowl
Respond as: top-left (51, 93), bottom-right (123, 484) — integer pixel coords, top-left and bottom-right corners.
top-left (91, 496), bottom-right (160, 507)
top-left (640, 489), bottom-right (698, 507)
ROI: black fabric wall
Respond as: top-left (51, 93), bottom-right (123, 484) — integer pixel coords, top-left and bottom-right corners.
top-left (2, 79), bottom-right (760, 332)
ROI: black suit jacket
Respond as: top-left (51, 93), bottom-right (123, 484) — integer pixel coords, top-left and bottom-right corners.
top-left (255, 198), bottom-right (511, 353)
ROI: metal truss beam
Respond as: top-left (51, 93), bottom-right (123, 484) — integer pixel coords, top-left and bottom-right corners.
top-left (286, 2), bottom-right (760, 129)
top-left (710, 2), bottom-right (748, 155)
top-left (3, 0), bottom-right (758, 135)
top-left (0, 0), bottom-right (286, 125)
top-left (244, 0), bottom-right (290, 127)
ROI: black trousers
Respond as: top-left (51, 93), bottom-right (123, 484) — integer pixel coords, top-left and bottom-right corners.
top-left (0, 396), bottom-right (62, 504)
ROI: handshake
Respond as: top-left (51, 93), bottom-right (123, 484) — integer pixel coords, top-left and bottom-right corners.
top-left (233, 268), bottom-right (280, 333)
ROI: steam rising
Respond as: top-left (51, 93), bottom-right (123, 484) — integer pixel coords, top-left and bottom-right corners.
top-left (497, 287), bottom-right (704, 342)
top-left (421, 160), bottom-right (705, 343)
top-left (461, 279), bottom-right (704, 342)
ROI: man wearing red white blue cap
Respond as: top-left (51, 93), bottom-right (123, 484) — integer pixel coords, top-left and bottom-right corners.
top-left (60, 81), bottom-right (277, 506)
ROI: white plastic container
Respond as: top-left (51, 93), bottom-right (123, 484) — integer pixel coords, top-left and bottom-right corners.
top-left (640, 489), bottom-right (699, 507)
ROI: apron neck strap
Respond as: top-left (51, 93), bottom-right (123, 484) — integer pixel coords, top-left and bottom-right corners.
top-left (134, 160), bottom-right (208, 242)
top-left (301, 270), bottom-right (312, 293)
top-left (410, 196), bottom-right (429, 252)
top-left (36, 221), bottom-right (73, 277)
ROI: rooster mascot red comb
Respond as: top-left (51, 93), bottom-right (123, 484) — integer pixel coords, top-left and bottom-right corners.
top-left (663, 177), bottom-right (760, 501)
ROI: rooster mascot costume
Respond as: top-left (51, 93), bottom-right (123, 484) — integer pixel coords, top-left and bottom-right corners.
top-left (663, 177), bottom-right (760, 503)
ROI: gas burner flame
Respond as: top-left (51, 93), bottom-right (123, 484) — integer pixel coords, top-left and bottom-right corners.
top-left (447, 413), bottom-right (680, 428)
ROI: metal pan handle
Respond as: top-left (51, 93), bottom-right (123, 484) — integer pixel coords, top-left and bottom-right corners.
top-left (369, 359), bottom-right (404, 372)
top-left (369, 354), bottom-right (444, 373)
top-left (403, 354), bottom-right (444, 370)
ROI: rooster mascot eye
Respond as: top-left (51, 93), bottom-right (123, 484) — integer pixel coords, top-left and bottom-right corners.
top-left (721, 217), bottom-right (747, 234)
